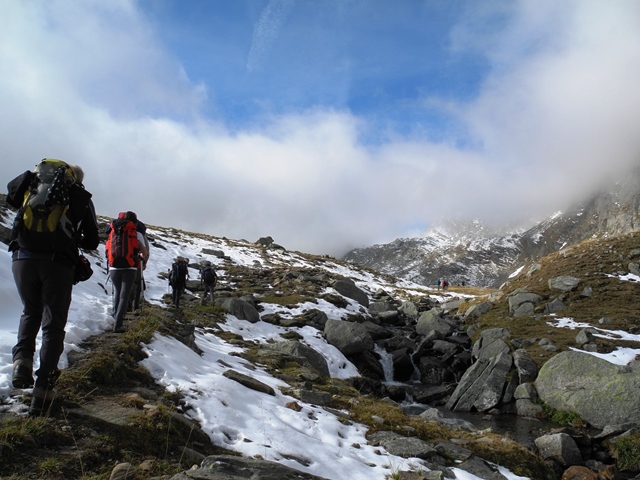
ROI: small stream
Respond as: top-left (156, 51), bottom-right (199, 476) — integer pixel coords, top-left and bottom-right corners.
top-left (403, 403), bottom-right (572, 450)
top-left (373, 344), bottom-right (598, 449)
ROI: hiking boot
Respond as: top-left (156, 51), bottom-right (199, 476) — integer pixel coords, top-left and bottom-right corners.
top-left (12, 359), bottom-right (34, 389)
top-left (29, 385), bottom-right (59, 417)
top-left (113, 326), bottom-right (126, 333)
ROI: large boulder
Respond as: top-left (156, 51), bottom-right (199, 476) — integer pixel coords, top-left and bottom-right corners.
top-left (548, 276), bottom-right (581, 292)
top-left (464, 301), bottom-right (492, 319)
top-left (535, 351), bottom-right (640, 428)
top-left (445, 351), bottom-right (513, 412)
top-left (333, 279), bottom-right (369, 307)
top-left (416, 310), bottom-right (455, 337)
top-left (269, 341), bottom-right (330, 378)
top-left (513, 349), bottom-right (538, 383)
top-left (534, 433), bottom-right (583, 467)
top-left (508, 291), bottom-right (542, 317)
top-left (323, 319), bottom-right (373, 355)
top-left (216, 298), bottom-right (260, 323)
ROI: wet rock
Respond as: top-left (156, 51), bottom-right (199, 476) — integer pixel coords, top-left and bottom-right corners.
top-left (446, 351), bottom-right (513, 412)
top-left (535, 433), bottom-right (583, 467)
top-left (419, 408), bottom-right (476, 431)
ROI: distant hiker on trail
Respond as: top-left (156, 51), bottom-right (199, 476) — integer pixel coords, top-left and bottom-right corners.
top-left (200, 261), bottom-right (217, 306)
top-left (126, 212), bottom-right (149, 312)
top-left (437, 278), bottom-right (442, 291)
top-left (442, 278), bottom-right (449, 291)
top-left (106, 211), bottom-right (149, 312)
top-left (169, 256), bottom-right (189, 308)
top-left (6, 159), bottom-right (99, 416)
top-left (105, 211), bottom-right (148, 333)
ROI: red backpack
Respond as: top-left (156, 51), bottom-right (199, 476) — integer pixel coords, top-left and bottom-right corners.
top-left (106, 217), bottom-right (139, 268)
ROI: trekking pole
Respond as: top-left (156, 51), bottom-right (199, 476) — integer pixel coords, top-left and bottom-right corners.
top-left (140, 269), bottom-right (145, 313)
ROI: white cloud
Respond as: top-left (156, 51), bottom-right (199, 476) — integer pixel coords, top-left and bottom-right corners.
top-left (1, 1), bottom-right (640, 257)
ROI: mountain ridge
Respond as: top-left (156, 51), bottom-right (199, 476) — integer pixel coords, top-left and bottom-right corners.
top-left (343, 169), bottom-right (640, 288)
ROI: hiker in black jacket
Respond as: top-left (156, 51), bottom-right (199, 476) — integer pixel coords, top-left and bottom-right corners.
top-left (169, 257), bottom-right (189, 308)
top-left (7, 160), bottom-right (99, 416)
top-left (200, 261), bottom-right (217, 305)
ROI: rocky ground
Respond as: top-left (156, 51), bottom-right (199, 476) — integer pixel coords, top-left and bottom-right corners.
top-left (2, 205), bottom-right (640, 479)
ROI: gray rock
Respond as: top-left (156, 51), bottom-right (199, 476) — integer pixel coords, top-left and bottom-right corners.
top-left (419, 407), bottom-right (476, 431)
top-left (269, 341), bottom-right (330, 378)
top-left (298, 390), bottom-right (332, 406)
top-left (575, 328), bottom-right (596, 346)
top-left (548, 276), bottom-right (581, 292)
top-left (544, 298), bottom-right (566, 314)
top-left (480, 327), bottom-right (510, 341)
top-left (333, 279), bottom-right (369, 307)
top-left (514, 383), bottom-right (538, 400)
top-left (216, 297), bottom-right (260, 323)
top-left (457, 456), bottom-right (509, 480)
top-left (255, 236), bottom-right (274, 247)
top-left (416, 310), bottom-right (455, 337)
top-left (441, 299), bottom-right (463, 314)
top-left (368, 300), bottom-right (396, 316)
top-left (508, 292), bottom-right (542, 315)
top-left (169, 454), bottom-right (329, 479)
top-left (516, 398), bottom-right (544, 418)
top-left (431, 339), bottom-right (459, 354)
top-left (446, 352), bottom-right (513, 412)
top-left (513, 349), bottom-right (538, 383)
top-left (535, 350), bottom-right (640, 428)
top-left (534, 433), bottom-right (583, 467)
top-left (464, 301), bottom-right (492, 319)
top-left (512, 302), bottom-right (535, 317)
top-left (579, 286), bottom-right (593, 298)
top-left (435, 442), bottom-right (473, 461)
top-left (323, 319), bottom-right (373, 355)
top-left (368, 431), bottom-right (438, 459)
top-left (222, 370), bottom-right (275, 396)
top-left (399, 300), bottom-right (419, 319)
top-left (472, 337), bottom-right (510, 360)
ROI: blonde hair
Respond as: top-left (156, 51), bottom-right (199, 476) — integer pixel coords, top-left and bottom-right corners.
top-left (70, 164), bottom-right (84, 184)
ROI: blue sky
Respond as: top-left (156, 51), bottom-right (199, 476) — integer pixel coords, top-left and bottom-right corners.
top-left (144, 1), bottom-right (487, 140)
top-left (1, 1), bottom-right (640, 255)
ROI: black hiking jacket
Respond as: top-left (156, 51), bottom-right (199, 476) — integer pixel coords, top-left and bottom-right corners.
top-left (7, 170), bottom-right (100, 266)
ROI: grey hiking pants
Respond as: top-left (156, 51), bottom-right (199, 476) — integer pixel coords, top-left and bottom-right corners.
top-left (109, 268), bottom-right (137, 329)
top-left (201, 283), bottom-right (215, 305)
top-left (12, 258), bottom-right (74, 388)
